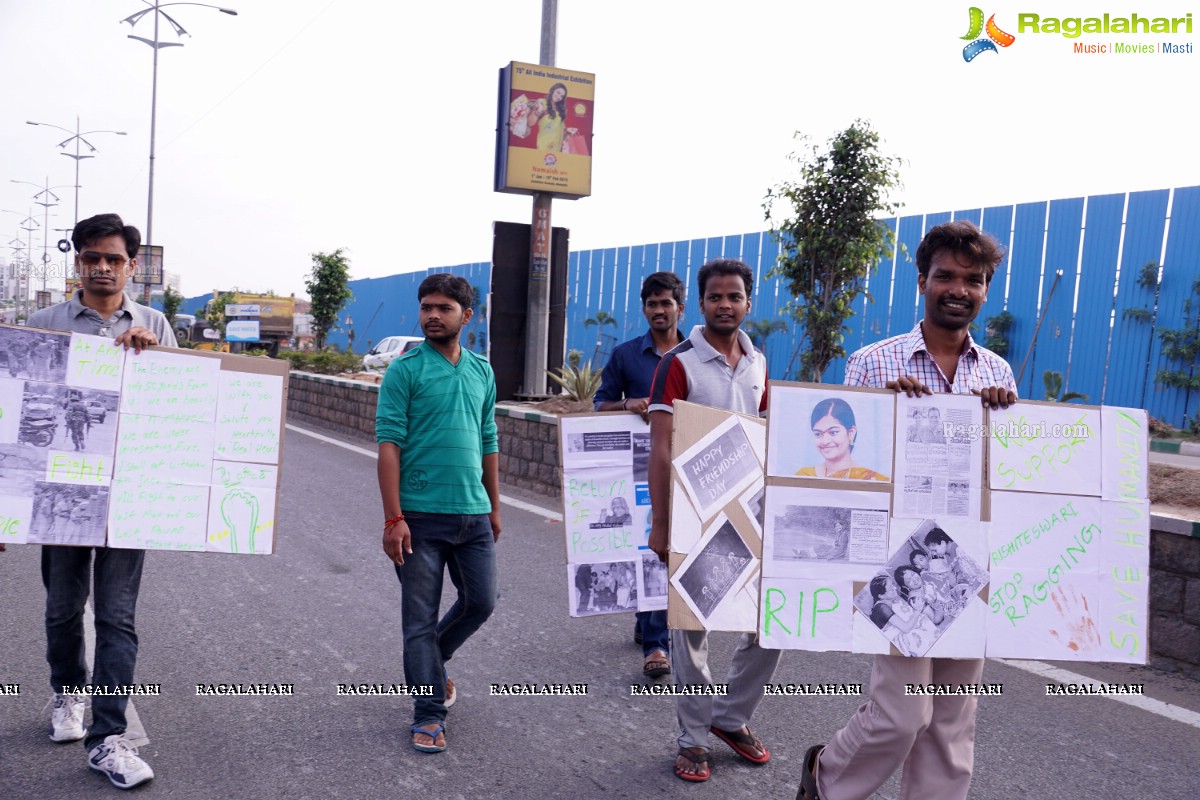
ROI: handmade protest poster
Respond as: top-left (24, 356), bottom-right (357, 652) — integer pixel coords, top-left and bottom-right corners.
top-left (759, 576), bottom-right (853, 652)
top-left (893, 393), bottom-right (983, 519)
top-left (667, 402), bottom-right (766, 632)
top-left (207, 461), bottom-right (277, 554)
top-left (987, 490), bottom-right (1107, 659)
top-left (1100, 407), bottom-right (1149, 502)
top-left (568, 559), bottom-right (639, 617)
top-left (852, 519), bottom-right (988, 657)
top-left (671, 513), bottom-right (758, 627)
top-left (560, 413), bottom-right (651, 615)
top-left (65, 333), bottom-right (124, 391)
top-left (988, 401), bottom-right (1101, 496)
top-left (120, 349), bottom-right (220, 423)
top-left (762, 487), bottom-right (890, 579)
top-left (1098, 499), bottom-right (1150, 664)
top-left (673, 414), bottom-right (760, 521)
top-left (767, 383), bottom-right (894, 482)
top-left (214, 371), bottom-right (284, 464)
top-left (44, 449), bottom-right (112, 486)
top-left (637, 551), bottom-right (669, 612)
top-left (28, 482), bottom-right (110, 547)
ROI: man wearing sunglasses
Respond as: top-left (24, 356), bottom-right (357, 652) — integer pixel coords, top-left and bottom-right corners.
top-left (26, 212), bottom-right (176, 789)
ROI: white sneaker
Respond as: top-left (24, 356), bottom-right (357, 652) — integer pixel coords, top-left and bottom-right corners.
top-left (48, 693), bottom-right (86, 742)
top-left (87, 735), bottom-right (154, 789)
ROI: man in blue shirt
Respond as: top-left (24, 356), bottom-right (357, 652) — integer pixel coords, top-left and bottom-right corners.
top-left (594, 271), bottom-right (684, 678)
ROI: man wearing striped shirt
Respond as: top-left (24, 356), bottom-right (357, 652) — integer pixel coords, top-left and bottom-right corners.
top-left (797, 220), bottom-right (1017, 800)
top-left (377, 273), bottom-right (500, 754)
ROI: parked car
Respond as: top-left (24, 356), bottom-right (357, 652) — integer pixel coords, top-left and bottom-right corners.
top-left (362, 336), bottom-right (423, 372)
top-left (86, 400), bottom-right (107, 423)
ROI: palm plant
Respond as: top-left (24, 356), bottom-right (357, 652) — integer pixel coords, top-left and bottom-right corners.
top-left (547, 362), bottom-right (602, 401)
top-left (1043, 370), bottom-right (1088, 403)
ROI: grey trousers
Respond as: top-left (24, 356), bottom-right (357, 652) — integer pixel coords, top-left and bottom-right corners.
top-left (817, 655), bottom-right (984, 800)
top-left (670, 629), bottom-right (782, 749)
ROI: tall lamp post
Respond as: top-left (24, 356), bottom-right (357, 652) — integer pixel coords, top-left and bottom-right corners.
top-left (26, 118), bottom-right (127, 228)
top-left (11, 178), bottom-right (71, 295)
top-left (122, 1), bottom-right (238, 303)
top-left (3, 209), bottom-right (40, 320)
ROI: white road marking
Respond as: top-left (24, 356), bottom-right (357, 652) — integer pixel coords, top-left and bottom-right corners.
top-left (285, 423), bottom-right (562, 521)
top-left (997, 658), bottom-right (1200, 730)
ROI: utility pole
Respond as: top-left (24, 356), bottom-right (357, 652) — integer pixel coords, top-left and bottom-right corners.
top-left (522, 0), bottom-right (558, 398)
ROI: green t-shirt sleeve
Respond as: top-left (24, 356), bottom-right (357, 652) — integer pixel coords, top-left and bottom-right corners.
top-left (480, 363), bottom-right (498, 455)
top-left (375, 360), bottom-right (411, 446)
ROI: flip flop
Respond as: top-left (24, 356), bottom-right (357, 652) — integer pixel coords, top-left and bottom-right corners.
top-left (674, 747), bottom-right (710, 782)
top-left (410, 723), bottom-right (446, 753)
top-left (643, 650), bottom-right (671, 678)
top-left (709, 725), bottom-right (770, 764)
top-left (795, 744), bottom-right (824, 799)
top-left (444, 677), bottom-right (456, 709)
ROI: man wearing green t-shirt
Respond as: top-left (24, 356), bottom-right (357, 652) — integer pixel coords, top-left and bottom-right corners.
top-left (376, 273), bottom-right (501, 754)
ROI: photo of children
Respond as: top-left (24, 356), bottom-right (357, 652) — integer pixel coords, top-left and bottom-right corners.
top-left (852, 519), bottom-right (988, 656)
top-left (673, 517), bottom-right (756, 621)
top-left (569, 560), bottom-right (639, 617)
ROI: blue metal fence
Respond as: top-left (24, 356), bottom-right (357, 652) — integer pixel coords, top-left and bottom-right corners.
top-left (184, 185), bottom-right (1199, 426)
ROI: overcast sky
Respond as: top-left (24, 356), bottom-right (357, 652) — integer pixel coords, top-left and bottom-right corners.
top-left (2, 0), bottom-right (1195, 299)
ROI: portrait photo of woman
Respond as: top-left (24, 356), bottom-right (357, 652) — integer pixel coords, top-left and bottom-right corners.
top-left (529, 82), bottom-right (578, 152)
top-left (795, 398), bottom-right (889, 481)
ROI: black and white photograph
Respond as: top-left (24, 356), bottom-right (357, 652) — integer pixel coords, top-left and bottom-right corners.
top-left (637, 551), bottom-right (669, 611)
top-left (0, 327), bottom-right (69, 384)
top-left (27, 481), bottom-right (111, 547)
top-left (560, 417), bottom-right (640, 470)
top-left (631, 432), bottom-right (650, 483)
top-left (762, 486), bottom-right (891, 576)
top-left (739, 483), bottom-right (766, 537)
top-left (673, 415), bottom-right (762, 521)
top-left (21, 383), bottom-right (120, 456)
top-left (568, 560), bottom-right (639, 617)
top-left (672, 516), bottom-right (756, 622)
top-left (852, 519), bottom-right (989, 657)
top-left (0, 444), bottom-right (49, 496)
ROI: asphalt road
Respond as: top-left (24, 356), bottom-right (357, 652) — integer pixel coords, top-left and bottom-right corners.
top-left (2, 424), bottom-right (1198, 800)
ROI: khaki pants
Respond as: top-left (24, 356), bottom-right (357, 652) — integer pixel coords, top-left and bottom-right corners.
top-left (817, 655), bottom-right (984, 800)
top-left (670, 629), bottom-right (782, 749)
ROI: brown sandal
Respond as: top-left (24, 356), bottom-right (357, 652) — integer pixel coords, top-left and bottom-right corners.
top-left (795, 744), bottom-right (824, 799)
top-left (643, 650), bottom-right (671, 678)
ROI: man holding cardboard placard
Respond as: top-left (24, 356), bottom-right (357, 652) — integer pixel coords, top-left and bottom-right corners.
top-left (26, 213), bottom-right (175, 790)
top-left (377, 273), bottom-right (500, 754)
top-left (797, 220), bottom-right (1016, 800)
top-left (647, 259), bottom-right (779, 783)
top-left (595, 271), bottom-right (686, 679)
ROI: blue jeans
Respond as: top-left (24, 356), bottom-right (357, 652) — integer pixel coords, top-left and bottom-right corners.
top-left (41, 545), bottom-right (145, 750)
top-left (394, 512), bottom-right (497, 726)
top-left (636, 610), bottom-right (670, 657)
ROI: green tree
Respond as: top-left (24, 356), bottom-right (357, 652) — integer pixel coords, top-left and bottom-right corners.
top-left (744, 319), bottom-right (788, 353)
top-left (162, 286), bottom-right (183, 328)
top-left (1043, 370), bottom-right (1088, 403)
top-left (305, 249), bottom-right (354, 350)
top-left (584, 310), bottom-right (618, 329)
top-left (764, 119), bottom-right (903, 382)
top-left (204, 290), bottom-right (238, 338)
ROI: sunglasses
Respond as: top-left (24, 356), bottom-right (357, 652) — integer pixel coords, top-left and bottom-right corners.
top-left (78, 251), bottom-right (131, 268)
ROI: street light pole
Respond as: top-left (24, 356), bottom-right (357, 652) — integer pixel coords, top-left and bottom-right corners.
top-left (522, 0), bottom-right (558, 398)
top-left (26, 117), bottom-right (127, 228)
top-left (11, 178), bottom-right (69, 297)
top-left (122, 1), bottom-right (238, 303)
